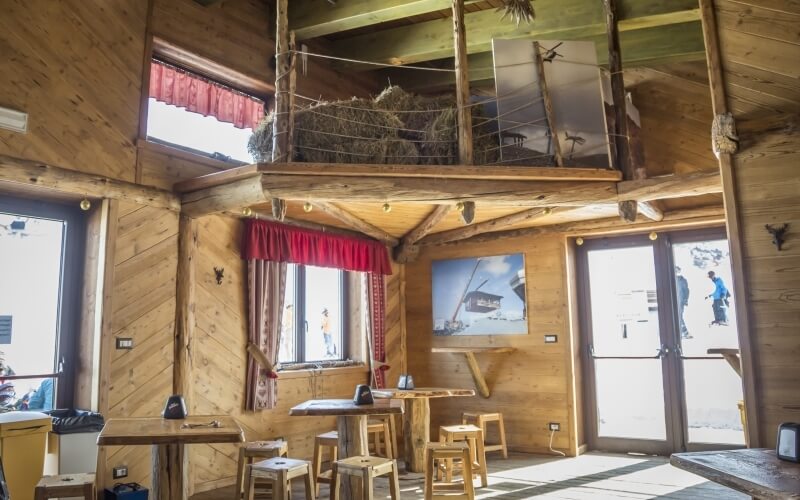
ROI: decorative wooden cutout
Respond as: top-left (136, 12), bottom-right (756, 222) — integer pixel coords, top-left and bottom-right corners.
top-left (712, 112), bottom-right (739, 157)
top-left (460, 201), bottom-right (476, 225)
top-left (213, 267), bottom-right (225, 285)
top-left (765, 224), bottom-right (788, 251)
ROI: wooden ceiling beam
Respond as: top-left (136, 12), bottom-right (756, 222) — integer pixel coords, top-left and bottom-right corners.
top-left (0, 154), bottom-right (180, 211)
top-left (637, 201), bottom-right (665, 222)
top-left (381, 23), bottom-right (705, 91)
top-left (395, 204), bottom-right (452, 262)
top-left (330, 1), bottom-right (700, 68)
top-left (290, 0), bottom-right (483, 40)
top-left (312, 202), bottom-right (400, 247)
top-left (182, 174), bottom-right (267, 218)
top-left (419, 206), bottom-right (559, 246)
top-left (447, 206), bottom-right (725, 245)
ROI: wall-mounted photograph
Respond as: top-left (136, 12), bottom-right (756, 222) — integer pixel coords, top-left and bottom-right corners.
top-left (432, 254), bottom-right (527, 336)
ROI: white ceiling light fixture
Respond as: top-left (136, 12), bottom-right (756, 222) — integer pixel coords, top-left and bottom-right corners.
top-left (0, 106), bottom-right (28, 133)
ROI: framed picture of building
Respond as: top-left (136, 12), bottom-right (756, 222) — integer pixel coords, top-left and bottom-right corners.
top-left (431, 253), bottom-right (527, 336)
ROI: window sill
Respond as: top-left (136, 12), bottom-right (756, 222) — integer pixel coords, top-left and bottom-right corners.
top-left (276, 363), bottom-right (368, 380)
top-left (136, 138), bottom-right (248, 171)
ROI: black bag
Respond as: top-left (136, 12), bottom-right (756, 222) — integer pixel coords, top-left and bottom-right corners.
top-left (104, 483), bottom-right (148, 500)
top-left (46, 409), bottom-right (105, 434)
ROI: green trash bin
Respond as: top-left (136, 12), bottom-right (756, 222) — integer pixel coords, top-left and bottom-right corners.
top-left (0, 411), bottom-right (53, 500)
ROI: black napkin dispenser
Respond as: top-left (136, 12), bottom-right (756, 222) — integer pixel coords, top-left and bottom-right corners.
top-left (353, 384), bottom-right (374, 405)
top-left (162, 394), bottom-right (187, 419)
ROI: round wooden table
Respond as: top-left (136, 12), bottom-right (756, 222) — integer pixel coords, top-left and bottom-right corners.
top-left (372, 387), bottom-right (475, 473)
top-left (289, 398), bottom-right (402, 500)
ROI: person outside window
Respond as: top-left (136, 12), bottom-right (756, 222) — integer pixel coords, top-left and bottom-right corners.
top-left (706, 271), bottom-right (730, 326)
top-left (675, 266), bottom-right (691, 339)
top-left (321, 308), bottom-right (335, 357)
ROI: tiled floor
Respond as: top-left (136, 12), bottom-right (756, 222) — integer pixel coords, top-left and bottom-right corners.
top-left (192, 452), bottom-right (748, 499)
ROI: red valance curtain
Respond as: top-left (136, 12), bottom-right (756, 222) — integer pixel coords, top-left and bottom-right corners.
top-left (149, 60), bottom-right (264, 129)
top-left (242, 219), bottom-right (393, 276)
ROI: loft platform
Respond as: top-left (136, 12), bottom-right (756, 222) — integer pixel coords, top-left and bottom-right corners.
top-left (431, 347), bottom-right (516, 398)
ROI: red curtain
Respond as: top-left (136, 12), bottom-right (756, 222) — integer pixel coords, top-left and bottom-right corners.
top-left (242, 219), bottom-right (393, 276)
top-left (149, 60), bottom-right (264, 130)
top-left (367, 273), bottom-right (388, 388)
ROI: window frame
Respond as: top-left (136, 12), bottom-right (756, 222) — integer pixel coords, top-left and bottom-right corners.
top-left (0, 195), bottom-right (86, 409)
top-left (282, 264), bottom-right (351, 365)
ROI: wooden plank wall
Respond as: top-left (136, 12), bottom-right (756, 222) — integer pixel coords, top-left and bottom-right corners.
top-left (100, 201), bottom-right (179, 486)
top-left (713, 0), bottom-right (800, 447)
top-left (187, 215), bottom-right (406, 493)
top-left (405, 235), bottom-right (580, 455)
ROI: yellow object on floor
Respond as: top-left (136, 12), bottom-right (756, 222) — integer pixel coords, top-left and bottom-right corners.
top-left (0, 411), bottom-right (53, 500)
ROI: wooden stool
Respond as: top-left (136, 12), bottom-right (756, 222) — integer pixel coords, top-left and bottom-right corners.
top-left (331, 456), bottom-right (400, 500)
top-left (312, 430), bottom-right (339, 495)
top-left (439, 424), bottom-right (488, 487)
top-left (35, 473), bottom-right (95, 500)
top-left (424, 443), bottom-right (474, 500)
top-left (367, 418), bottom-right (394, 458)
top-left (235, 440), bottom-right (289, 499)
top-left (243, 457), bottom-right (314, 500)
top-left (462, 412), bottom-right (508, 458)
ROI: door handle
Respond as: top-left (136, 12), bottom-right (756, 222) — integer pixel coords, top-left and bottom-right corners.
top-left (588, 344), bottom-right (669, 360)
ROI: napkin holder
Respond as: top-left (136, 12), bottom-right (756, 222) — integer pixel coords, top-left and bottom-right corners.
top-left (353, 384), bottom-right (374, 405)
top-left (162, 394), bottom-right (187, 419)
top-left (398, 374), bottom-right (415, 390)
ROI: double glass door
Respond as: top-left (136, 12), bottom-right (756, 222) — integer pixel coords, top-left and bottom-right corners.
top-left (579, 229), bottom-right (745, 454)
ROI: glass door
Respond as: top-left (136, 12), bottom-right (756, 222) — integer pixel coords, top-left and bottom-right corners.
top-left (580, 228), bottom-right (746, 455)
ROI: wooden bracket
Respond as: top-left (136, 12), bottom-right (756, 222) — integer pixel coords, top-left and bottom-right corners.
top-left (431, 347), bottom-right (515, 398)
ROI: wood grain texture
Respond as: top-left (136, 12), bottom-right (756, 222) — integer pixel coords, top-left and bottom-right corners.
top-left (98, 416), bottom-right (244, 446)
top-left (289, 399), bottom-right (403, 416)
top-left (712, 0), bottom-right (800, 448)
top-left (372, 388), bottom-right (476, 399)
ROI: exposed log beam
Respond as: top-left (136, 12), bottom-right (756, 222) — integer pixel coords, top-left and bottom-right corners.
top-left (419, 207), bottom-right (557, 246)
top-left (395, 204), bottom-right (452, 263)
top-left (226, 208), bottom-right (377, 241)
top-left (617, 170), bottom-right (721, 202)
top-left (312, 202), bottom-right (400, 247)
top-left (379, 23), bottom-right (705, 91)
top-left (259, 171), bottom-right (719, 207)
top-left (447, 206), bottom-right (725, 245)
top-left (331, 2), bottom-right (700, 68)
top-left (182, 175), bottom-right (267, 217)
top-left (0, 154), bottom-right (180, 211)
top-left (637, 201), bottom-right (665, 222)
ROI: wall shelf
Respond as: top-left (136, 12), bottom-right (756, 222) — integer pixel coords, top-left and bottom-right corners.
top-left (431, 347), bottom-right (515, 398)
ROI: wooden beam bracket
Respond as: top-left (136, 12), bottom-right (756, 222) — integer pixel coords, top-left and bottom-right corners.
top-left (431, 347), bottom-right (515, 398)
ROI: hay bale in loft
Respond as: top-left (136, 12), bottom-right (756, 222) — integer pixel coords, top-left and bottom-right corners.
top-left (247, 86), bottom-right (499, 165)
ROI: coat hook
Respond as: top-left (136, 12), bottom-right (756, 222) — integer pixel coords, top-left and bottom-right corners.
top-left (765, 224), bottom-right (788, 251)
top-left (213, 267), bottom-right (225, 285)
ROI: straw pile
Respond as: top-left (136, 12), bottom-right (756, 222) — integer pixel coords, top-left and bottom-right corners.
top-left (248, 86), bottom-right (498, 165)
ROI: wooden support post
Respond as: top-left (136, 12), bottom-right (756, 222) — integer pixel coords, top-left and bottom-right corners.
top-left (287, 31), bottom-right (298, 162)
top-left (452, 0), bottom-right (473, 165)
top-left (152, 443), bottom-right (185, 500)
top-left (533, 42), bottom-right (564, 167)
top-left (698, 0), bottom-right (759, 447)
top-left (464, 352), bottom-right (490, 398)
top-left (403, 398), bottom-right (430, 473)
top-left (603, 0), bottom-right (638, 222)
top-left (313, 202), bottom-right (400, 246)
top-left (419, 207), bottom-right (553, 246)
top-left (271, 0), bottom-right (290, 220)
top-left (337, 415), bottom-right (368, 500)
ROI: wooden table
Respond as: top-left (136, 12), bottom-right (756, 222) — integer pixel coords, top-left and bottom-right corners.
top-left (97, 416), bottom-right (244, 500)
top-left (671, 448), bottom-right (800, 499)
top-left (289, 399), bottom-right (402, 500)
top-left (372, 387), bottom-right (475, 473)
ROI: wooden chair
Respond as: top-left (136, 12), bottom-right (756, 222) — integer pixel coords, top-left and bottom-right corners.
top-left (461, 412), bottom-right (508, 458)
top-left (439, 424), bottom-right (488, 487)
top-left (424, 442), bottom-right (474, 500)
top-left (330, 456), bottom-right (400, 500)
top-left (234, 440), bottom-right (289, 499)
top-left (243, 457), bottom-right (314, 500)
top-left (34, 473), bottom-right (95, 500)
top-left (312, 430), bottom-right (339, 495)
top-left (367, 417), bottom-right (394, 458)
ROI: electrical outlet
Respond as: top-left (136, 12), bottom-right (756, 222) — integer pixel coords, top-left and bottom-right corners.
top-left (544, 334), bottom-right (558, 343)
top-left (549, 422), bottom-right (561, 431)
top-left (112, 466), bottom-right (128, 479)
top-left (116, 337), bottom-right (133, 350)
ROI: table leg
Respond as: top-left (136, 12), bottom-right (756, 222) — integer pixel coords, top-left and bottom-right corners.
top-left (152, 443), bottom-right (187, 500)
top-left (403, 398), bottom-right (430, 473)
top-left (337, 415), bottom-right (368, 500)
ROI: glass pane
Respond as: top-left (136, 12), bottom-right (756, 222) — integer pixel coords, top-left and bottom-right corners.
top-left (683, 359), bottom-right (745, 444)
top-left (278, 265), bottom-right (297, 364)
top-left (595, 359), bottom-right (667, 440)
top-left (588, 246), bottom-right (661, 356)
top-left (0, 214), bottom-right (64, 411)
top-left (671, 239), bottom-right (739, 355)
top-left (304, 266), bottom-right (343, 362)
